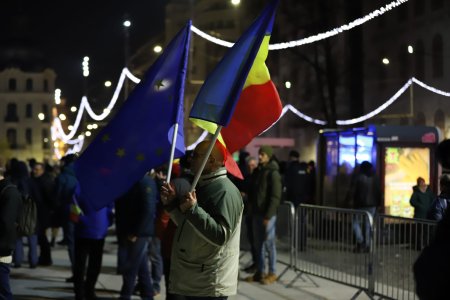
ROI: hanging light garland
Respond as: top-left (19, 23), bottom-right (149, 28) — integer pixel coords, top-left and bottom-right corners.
top-left (191, 0), bottom-right (409, 50)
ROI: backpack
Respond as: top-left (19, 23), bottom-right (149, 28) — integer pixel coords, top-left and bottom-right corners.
top-left (1, 184), bottom-right (37, 236)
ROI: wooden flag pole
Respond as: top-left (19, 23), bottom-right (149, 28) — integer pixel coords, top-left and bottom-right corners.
top-left (166, 123), bottom-right (179, 183)
top-left (190, 125), bottom-right (222, 192)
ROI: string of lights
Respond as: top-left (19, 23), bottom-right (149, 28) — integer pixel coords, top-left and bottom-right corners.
top-left (191, 0), bottom-right (409, 50)
top-left (53, 70), bottom-right (450, 156)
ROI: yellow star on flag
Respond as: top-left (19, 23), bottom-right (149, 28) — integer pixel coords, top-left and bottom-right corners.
top-left (102, 134), bottom-right (110, 142)
top-left (155, 147), bottom-right (163, 156)
top-left (155, 79), bottom-right (164, 90)
top-left (136, 153), bottom-right (145, 161)
top-left (116, 148), bottom-right (126, 157)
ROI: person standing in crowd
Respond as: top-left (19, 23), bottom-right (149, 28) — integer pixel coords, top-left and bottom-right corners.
top-left (0, 166), bottom-right (22, 300)
top-left (31, 162), bottom-right (56, 266)
top-left (241, 155), bottom-right (258, 274)
top-left (428, 174), bottom-right (450, 221)
top-left (161, 140), bottom-right (243, 299)
top-left (284, 150), bottom-right (312, 207)
top-left (246, 145), bottom-right (282, 285)
top-left (352, 161), bottom-right (381, 253)
top-left (155, 157), bottom-right (191, 300)
top-left (54, 154), bottom-right (78, 282)
top-left (410, 177), bottom-right (435, 219)
top-left (9, 160), bottom-right (38, 268)
top-left (116, 174), bottom-right (158, 300)
top-left (73, 194), bottom-right (114, 300)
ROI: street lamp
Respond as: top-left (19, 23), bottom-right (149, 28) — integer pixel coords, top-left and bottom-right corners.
top-left (153, 45), bottom-right (162, 53)
top-left (123, 15), bottom-right (131, 101)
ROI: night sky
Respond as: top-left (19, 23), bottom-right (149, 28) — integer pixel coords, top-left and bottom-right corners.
top-left (0, 0), bottom-right (166, 105)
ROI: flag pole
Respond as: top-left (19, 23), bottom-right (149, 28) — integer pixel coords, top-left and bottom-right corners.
top-left (190, 125), bottom-right (222, 192)
top-left (166, 123), bottom-right (179, 183)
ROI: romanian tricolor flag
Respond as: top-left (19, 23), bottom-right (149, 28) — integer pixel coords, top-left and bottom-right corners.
top-left (189, 0), bottom-right (282, 178)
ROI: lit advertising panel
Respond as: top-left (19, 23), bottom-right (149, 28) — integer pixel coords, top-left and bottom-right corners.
top-left (384, 147), bottom-right (430, 218)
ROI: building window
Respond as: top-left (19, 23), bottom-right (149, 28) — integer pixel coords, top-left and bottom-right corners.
top-left (26, 78), bottom-right (33, 91)
top-left (414, 112), bottom-right (426, 125)
top-left (431, 0), bottom-right (444, 10)
top-left (4, 103), bottom-right (19, 122)
top-left (26, 128), bottom-right (32, 145)
top-left (415, 40), bottom-right (425, 79)
top-left (435, 109), bottom-right (445, 134)
top-left (26, 103), bottom-right (33, 118)
top-left (432, 34), bottom-right (443, 78)
top-left (42, 104), bottom-right (49, 122)
top-left (43, 79), bottom-right (49, 92)
top-left (42, 129), bottom-right (50, 149)
top-left (398, 43), bottom-right (409, 79)
top-left (7, 128), bottom-right (17, 149)
top-left (414, 0), bottom-right (425, 16)
top-left (8, 78), bottom-right (17, 91)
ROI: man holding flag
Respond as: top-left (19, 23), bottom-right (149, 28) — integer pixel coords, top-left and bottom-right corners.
top-left (160, 0), bottom-right (280, 298)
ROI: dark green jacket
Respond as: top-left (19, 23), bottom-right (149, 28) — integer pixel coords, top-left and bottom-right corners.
top-left (169, 168), bottom-right (243, 297)
top-left (410, 185), bottom-right (434, 219)
top-left (249, 160), bottom-right (282, 219)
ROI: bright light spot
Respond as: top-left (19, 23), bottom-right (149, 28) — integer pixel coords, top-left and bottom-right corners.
top-left (83, 56), bottom-right (89, 62)
top-left (53, 141), bottom-right (59, 148)
top-left (78, 134), bottom-right (84, 140)
top-left (38, 113), bottom-right (45, 121)
top-left (153, 45), bottom-right (163, 53)
top-left (43, 138), bottom-right (49, 143)
top-left (83, 70), bottom-right (89, 77)
top-left (104, 108), bottom-right (111, 114)
top-left (85, 131), bottom-right (92, 137)
top-left (231, 0), bottom-right (240, 6)
top-left (382, 58), bottom-right (390, 65)
top-left (104, 81), bottom-right (112, 87)
top-left (71, 106), bottom-right (77, 112)
top-left (123, 20), bottom-right (131, 27)
top-left (68, 125), bottom-right (74, 130)
top-left (87, 124), bottom-right (92, 130)
top-left (59, 113), bottom-right (66, 121)
top-left (408, 45), bottom-right (414, 54)
top-left (54, 89), bottom-right (61, 105)
top-left (285, 81), bottom-right (292, 89)
top-left (92, 124), bottom-right (98, 129)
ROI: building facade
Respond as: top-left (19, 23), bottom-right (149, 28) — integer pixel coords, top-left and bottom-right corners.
top-left (0, 67), bottom-right (55, 162)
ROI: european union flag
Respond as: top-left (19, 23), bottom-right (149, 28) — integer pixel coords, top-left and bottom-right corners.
top-left (74, 21), bottom-right (191, 211)
top-left (189, 0), bottom-right (278, 127)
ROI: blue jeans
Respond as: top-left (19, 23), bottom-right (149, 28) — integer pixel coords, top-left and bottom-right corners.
top-left (252, 215), bottom-right (277, 274)
top-left (352, 207), bottom-right (376, 248)
top-left (149, 237), bottom-right (163, 293)
top-left (0, 262), bottom-right (12, 300)
top-left (13, 235), bottom-right (38, 267)
top-left (120, 237), bottom-right (153, 300)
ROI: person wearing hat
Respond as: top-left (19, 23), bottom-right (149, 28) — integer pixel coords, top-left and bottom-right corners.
top-left (246, 145), bottom-right (282, 285)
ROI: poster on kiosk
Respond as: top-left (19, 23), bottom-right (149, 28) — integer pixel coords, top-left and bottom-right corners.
top-left (318, 125), bottom-right (439, 218)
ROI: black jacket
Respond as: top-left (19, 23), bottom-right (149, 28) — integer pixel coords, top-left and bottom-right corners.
top-left (0, 179), bottom-right (22, 256)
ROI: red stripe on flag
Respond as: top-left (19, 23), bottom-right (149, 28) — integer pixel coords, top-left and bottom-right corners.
top-left (222, 80), bottom-right (282, 153)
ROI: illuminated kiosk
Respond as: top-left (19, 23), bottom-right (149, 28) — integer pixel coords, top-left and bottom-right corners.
top-left (317, 125), bottom-right (439, 218)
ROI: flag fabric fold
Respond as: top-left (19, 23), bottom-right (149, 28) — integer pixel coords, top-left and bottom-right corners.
top-left (74, 21), bottom-right (191, 211)
top-left (189, 0), bottom-right (282, 178)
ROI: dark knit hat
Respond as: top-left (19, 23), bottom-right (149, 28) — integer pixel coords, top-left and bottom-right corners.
top-left (259, 145), bottom-right (273, 157)
top-left (289, 150), bottom-right (300, 158)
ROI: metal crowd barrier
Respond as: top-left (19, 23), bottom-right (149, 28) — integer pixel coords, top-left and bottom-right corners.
top-left (275, 201), bottom-right (295, 280)
top-left (291, 204), bottom-right (375, 299)
top-left (280, 204), bottom-right (438, 300)
top-left (373, 215), bottom-right (437, 300)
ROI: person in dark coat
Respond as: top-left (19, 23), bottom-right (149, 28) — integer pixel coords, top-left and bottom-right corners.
top-left (0, 167), bottom-right (22, 300)
top-left (73, 194), bottom-right (113, 300)
top-left (54, 154), bottom-right (78, 282)
top-left (428, 174), bottom-right (450, 222)
top-left (31, 162), bottom-right (56, 266)
top-left (116, 174), bottom-right (158, 300)
top-left (410, 177), bottom-right (435, 219)
top-left (352, 161), bottom-right (381, 253)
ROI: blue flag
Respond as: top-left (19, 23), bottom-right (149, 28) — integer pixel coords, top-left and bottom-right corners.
top-left (189, 0), bottom-right (279, 127)
top-left (74, 21), bottom-right (191, 211)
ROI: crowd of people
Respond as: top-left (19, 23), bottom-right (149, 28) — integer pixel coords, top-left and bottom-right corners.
top-left (3, 141), bottom-right (449, 300)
